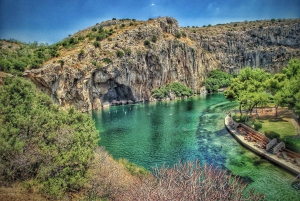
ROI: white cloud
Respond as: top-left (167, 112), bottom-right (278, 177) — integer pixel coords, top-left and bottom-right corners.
top-left (150, 3), bottom-right (155, 6)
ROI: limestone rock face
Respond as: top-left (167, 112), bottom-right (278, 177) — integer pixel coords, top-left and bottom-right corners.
top-left (24, 17), bottom-right (300, 111)
top-left (192, 20), bottom-right (300, 73)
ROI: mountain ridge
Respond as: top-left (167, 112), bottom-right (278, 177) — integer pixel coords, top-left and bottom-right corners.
top-left (22, 17), bottom-right (300, 111)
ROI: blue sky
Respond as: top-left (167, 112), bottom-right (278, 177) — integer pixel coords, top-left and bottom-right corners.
top-left (0, 0), bottom-right (299, 44)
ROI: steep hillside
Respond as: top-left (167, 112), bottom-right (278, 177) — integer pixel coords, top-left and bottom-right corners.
top-left (23, 17), bottom-right (300, 111)
top-left (188, 19), bottom-right (300, 73)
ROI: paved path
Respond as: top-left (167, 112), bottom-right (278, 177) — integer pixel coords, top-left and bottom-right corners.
top-left (225, 115), bottom-right (300, 175)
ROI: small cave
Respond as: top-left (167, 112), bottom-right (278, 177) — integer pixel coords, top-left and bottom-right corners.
top-left (102, 82), bottom-right (135, 105)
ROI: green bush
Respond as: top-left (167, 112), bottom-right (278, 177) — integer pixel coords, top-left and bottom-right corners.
top-left (175, 32), bottom-right (181, 38)
top-left (284, 139), bottom-right (300, 153)
top-left (264, 130), bottom-right (280, 139)
top-left (152, 35), bottom-right (157, 43)
top-left (240, 114), bottom-right (247, 122)
top-left (116, 50), bottom-right (124, 58)
top-left (118, 158), bottom-right (149, 178)
top-left (254, 122), bottom-right (262, 131)
top-left (144, 40), bottom-right (150, 46)
top-left (203, 70), bottom-right (232, 93)
top-left (103, 58), bottom-right (112, 64)
top-left (93, 41), bottom-right (100, 48)
top-left (152, 82), bottom-right (193, 99)
top-left (0, 77), bottom-right (99, 198)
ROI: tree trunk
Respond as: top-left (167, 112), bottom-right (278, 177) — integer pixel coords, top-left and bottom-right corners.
top-left (275, 105), bottom-right (278, 117)
top-left (239, 104), bottom-right (242, 116)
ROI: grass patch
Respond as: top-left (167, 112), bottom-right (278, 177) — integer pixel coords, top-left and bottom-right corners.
top-left (255, 118), bottom-right (300, 153)
top-left (118, 158), bottom-right (149, 178)
top-left (256, 118), bottom-right (294, 138)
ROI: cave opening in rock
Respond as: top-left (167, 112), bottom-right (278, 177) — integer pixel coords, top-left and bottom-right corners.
top-left (102, 82), bottom-right (135, 103)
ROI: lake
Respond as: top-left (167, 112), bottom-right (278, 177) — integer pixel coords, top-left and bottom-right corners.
top-left (92, 93), bottom-right (299, 200)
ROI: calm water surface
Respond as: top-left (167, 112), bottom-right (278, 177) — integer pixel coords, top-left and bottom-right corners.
top-left (92, 93), bottom-right (299, 200)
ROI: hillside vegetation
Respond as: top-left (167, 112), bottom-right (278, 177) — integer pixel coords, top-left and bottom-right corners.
top-left (0, 77), bottom-right (98, 198)
top-left (152, 82), bottom-right (193, 99)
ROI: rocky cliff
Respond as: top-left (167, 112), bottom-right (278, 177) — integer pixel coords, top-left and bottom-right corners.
top-left (24, 17), bottom-right (300, 111)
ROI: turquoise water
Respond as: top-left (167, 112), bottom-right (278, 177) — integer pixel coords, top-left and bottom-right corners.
top-left (92, 93), bottom-right (299, 200)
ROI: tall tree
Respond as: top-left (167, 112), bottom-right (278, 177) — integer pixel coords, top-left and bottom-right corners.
top-left (224, 67), bottom-right (270, 118)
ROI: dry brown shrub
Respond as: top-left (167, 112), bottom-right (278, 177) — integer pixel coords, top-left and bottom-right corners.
top-left (121, 160), bottom-right (265, 201)
top-left (85, 147), bottom-right (136, 200)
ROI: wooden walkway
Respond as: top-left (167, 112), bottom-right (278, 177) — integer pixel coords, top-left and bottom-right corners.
top-left (225, 115), bottom-right (300, 175)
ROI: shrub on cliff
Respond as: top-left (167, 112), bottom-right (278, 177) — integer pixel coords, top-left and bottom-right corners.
top-left (93, 41), bottom-right (100, 48)
top-left (0, 77), bottom-right (99, 198)
top-left (116, 50), bottom-right (124, 58)
top-left (152, 82), bottom-right (193, 99)
top-left (0, 40), bottom-right (61, 74)
top-left (203, 69), bottom-right (232, 93)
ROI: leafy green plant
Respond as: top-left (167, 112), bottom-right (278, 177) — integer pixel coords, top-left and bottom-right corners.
top-left (58, 59), bottom-right (64, 67)
top-left (152, 82), bottom-right (193, 99)
top-left (254, 122), bottom-right (262, 131)
top-left (264, 130), bottom-right (280, 139)
top-left (151, 35), bottom-right (157, 43)
top-left (103, 58), bottom-right (112, 64)
top-left (116, 50), bottom-right (124, 58)
top-left (144, 40), bottom-right (150, 46)
top-left (203, 69), bottom-right (233, 93)
top-left (175, 32), bottom-right (181, 38)
top-left (93, 41), bottom-right (100, 48)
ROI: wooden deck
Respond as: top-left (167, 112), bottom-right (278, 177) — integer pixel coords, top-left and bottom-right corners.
top-left (225, 115), bottom-right (300, 175)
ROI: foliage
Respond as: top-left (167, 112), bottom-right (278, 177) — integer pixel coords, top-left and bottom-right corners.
top-left (116, 50), bottom-right (124, 58)
top-left (58, 59), bottom-right (64, 67)
top-left (225, 59), bottom-right (300, 116)
top-left (264, 130), bottom-right (280, 139)
top-left (102, 58), bottom-right (112, 64)
top-left (144, 40), bottom-right (150, 46)
top-left (151, 35), bottom-right (157, 43)
top-left (93, 41), bottom-right (100, 48)
top-left (118, 158), bottom-right (149, 178)
top-left (94, 27), bottom-right (113, 41)
top-left (253, 122), bottom-right (262, 131)
top-left (203, 69), bottom-right (233, 93)
top-left (121, 160), bottom-right (265, 200)
top-left (224, 67), bottom-right (271, 115)
top-left (175, 32), bottom-right (181, 38)
top-left (279, 59), bottom-right (300, 116)
top-left (152, 82), bottom-right (193, 99)
top-left (0, 77), bottom-right (99, 198)
top-left (0, 40), bottom-right (60, 74)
